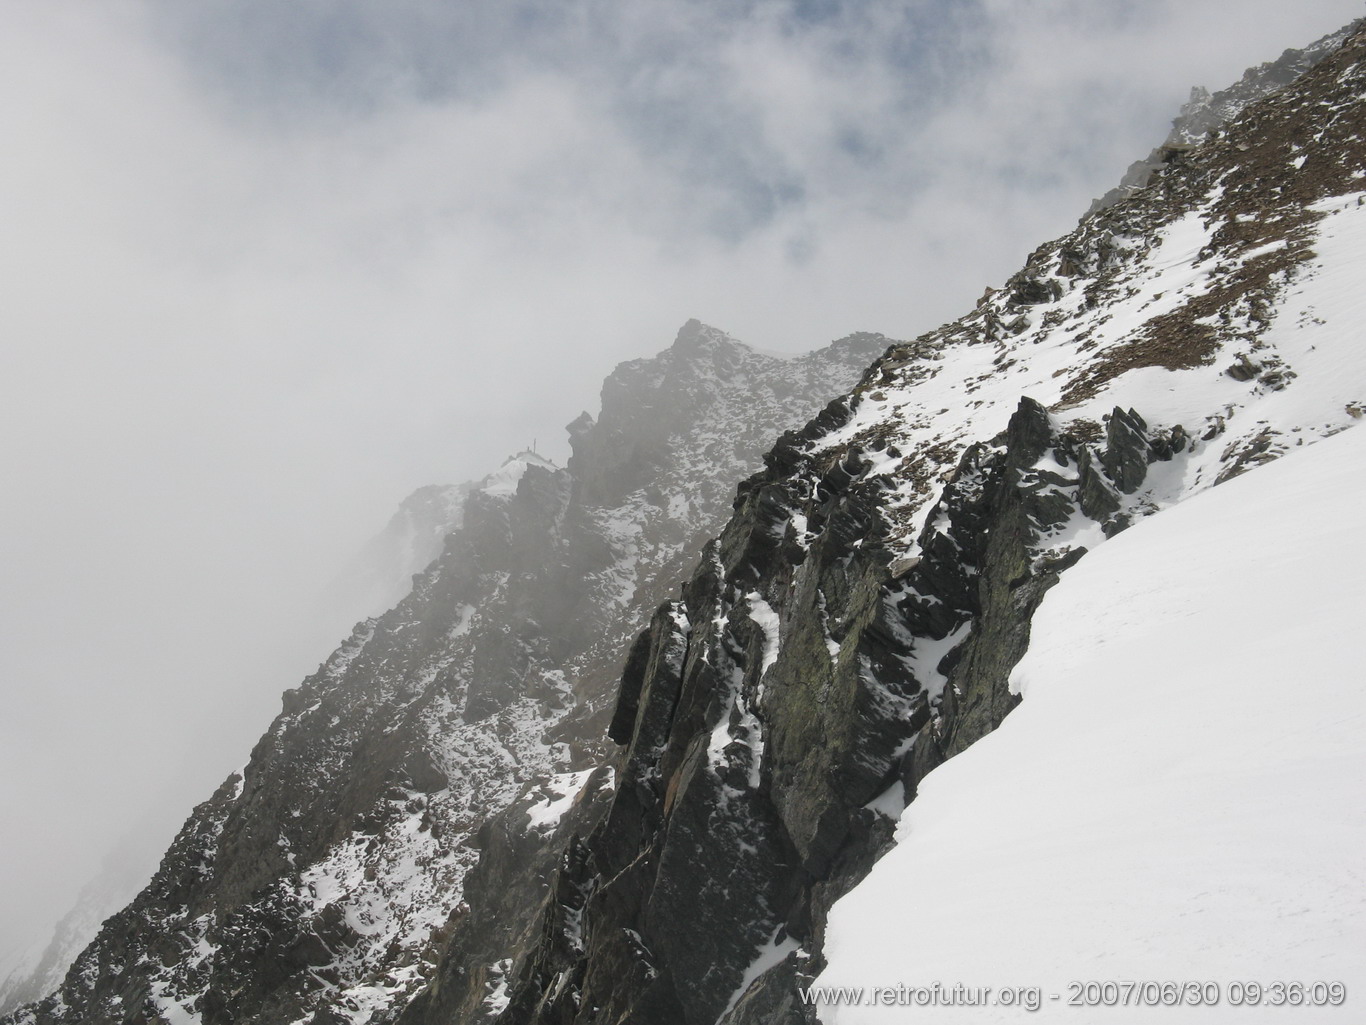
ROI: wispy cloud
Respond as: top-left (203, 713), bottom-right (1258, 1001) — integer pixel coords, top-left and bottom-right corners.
top-left (1, 0), bottom-right (1360, 968)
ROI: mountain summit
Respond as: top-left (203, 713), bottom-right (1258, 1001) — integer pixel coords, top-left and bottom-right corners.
top-left (8, 17), bottom-right (1366, 1025)
top-left (430, 19), bottom-right (1366, 1025)
top-left (1, 326), bottom-right (884, 1025)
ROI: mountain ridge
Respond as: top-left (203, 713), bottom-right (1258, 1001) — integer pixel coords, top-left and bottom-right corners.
top-left (8, 17), bottom-right (1366, 1025)
top-left (1087, 17), bottom-right (1360, 215)
top-left (447, 19), bottom-right (1366, 1024)
top-left (1, 324), bottom-right (886, 1025)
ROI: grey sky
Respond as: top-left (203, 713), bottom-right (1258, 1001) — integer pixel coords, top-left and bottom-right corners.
top-left (2, 0), bottom-right (1361, 978)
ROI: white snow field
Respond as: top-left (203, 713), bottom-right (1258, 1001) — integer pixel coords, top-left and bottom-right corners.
top-left (815, 422), bottom-right (1366, 1023)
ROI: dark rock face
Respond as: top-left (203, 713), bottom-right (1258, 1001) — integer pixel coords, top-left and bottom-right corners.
top-left (10, 16), bottom-right (1366, 1025)
top-left (448, 22), bottom-right (1366, 1018)
top-left (1, 326), bottom-right (882, 1025)
top-left (485, 394), bottom-right (1188, 1025)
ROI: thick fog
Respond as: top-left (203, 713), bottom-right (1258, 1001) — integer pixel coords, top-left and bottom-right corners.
top-left (1, 0), bottom-right (1359, 982)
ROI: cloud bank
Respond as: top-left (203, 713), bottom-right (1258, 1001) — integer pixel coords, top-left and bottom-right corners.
top-left (1, 0), bottom-right (1360, 973)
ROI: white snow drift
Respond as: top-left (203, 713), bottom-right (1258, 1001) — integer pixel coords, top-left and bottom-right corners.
top-left (816, 422), bottom-right (1366, 1023)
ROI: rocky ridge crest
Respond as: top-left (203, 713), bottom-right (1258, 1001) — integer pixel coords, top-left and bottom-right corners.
top-left (461, 21), bottom-right (1366, 1024)
top-left (1, 327), bottom-right (884, 1025)
top-left (1088, 18), bottom-right (1359, 214)
top-left (8, 17), bottom-right (1366, 1025)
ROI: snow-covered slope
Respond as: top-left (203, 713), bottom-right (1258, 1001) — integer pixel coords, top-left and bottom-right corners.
top-left (9, 16), bottom-right (1366, 1025)
top-left (809, 120), bottom-right (1366, 569)
top-left (490, 22), bottom-right (1366, 1025)
top-left (816, 420), bottom-right (1366, 1023)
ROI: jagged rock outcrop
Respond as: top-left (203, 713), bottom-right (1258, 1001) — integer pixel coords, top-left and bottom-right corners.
top-left (10, 15), bottom-right (1366, 1025)
top-left (1087, 18), bottom-right (1359, 215)
top-left (489, 394), bottom-right (1188, 1025)
top-left (458, 21), bottom-right (1366, 1024)
top-left (1, 326), bottom-right (883, 1025)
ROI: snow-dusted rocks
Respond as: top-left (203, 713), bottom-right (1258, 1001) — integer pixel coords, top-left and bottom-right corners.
top-left (10, 15), bottom-right (1366, 1025)
top-left (333, 452), bottom-right (560, 622)
top-left (497, 385), bottom-right (1193, 1024)
top-left (0, 326), bottom-right (880, 1025)
top-left (1088, 18), bottom-right (1358, 214)
top-left (816, 420), bottom-right (1366, 1023)
top-left (490, 20), bottom-right (1366, 1025)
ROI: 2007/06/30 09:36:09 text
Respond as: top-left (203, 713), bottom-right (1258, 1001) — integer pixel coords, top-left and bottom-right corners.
top-left (796, 980), bottom-right (1348, 1011)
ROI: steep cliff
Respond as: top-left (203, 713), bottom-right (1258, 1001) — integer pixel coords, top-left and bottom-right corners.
top-left (9, 16), bottom-right (1366, 1025)
top-left (1, 326), bottom-right (883, 1025)
top-left (814, 396), bottom-right (1366, 1024)
top-left (474, 20), bottom-right (1366, 1024)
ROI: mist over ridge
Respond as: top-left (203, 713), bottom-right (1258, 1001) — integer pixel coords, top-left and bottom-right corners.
top-left (2, 0), bottom-right (1364, 1015)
